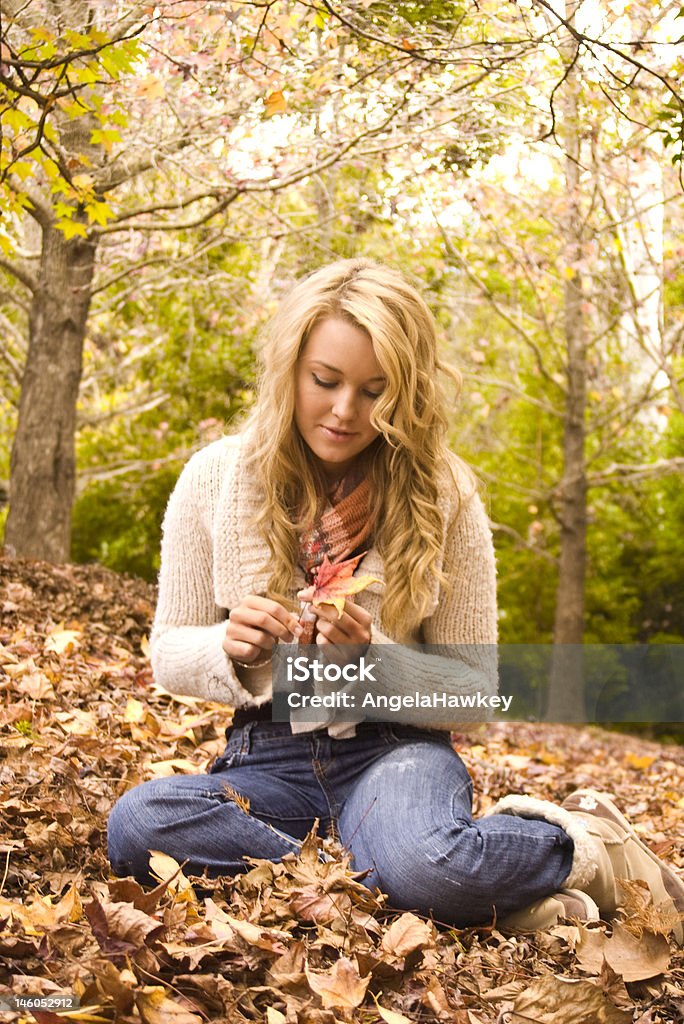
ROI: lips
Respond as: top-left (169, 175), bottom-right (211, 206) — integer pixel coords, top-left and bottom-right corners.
top-left (320, 426), bottom-right (357, 440)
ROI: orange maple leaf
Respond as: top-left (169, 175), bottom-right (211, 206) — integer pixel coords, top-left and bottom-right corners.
top-left (308, 553), bottom-right (383, 618)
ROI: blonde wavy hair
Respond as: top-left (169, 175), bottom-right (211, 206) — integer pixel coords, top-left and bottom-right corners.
top-left (242, 258), bottom-right (471, 639)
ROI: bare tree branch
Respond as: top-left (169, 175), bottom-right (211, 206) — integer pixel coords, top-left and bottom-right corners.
top-left (76, 448), bottom-right (197, 492)
top-left (76, 391), bottom-right (170, 428)
top-left (434, 216), bottom-right (565, 394)
top-left (94, 189), bottom-right (242, 235)
top-left (489, 519), bottom-right (558, 564)
top-left (462, 374), bottom-right (562, 417)
top-left (588, 457), bottom-right (684, 486)
top-left (0, 253), bottom-right (37, 292)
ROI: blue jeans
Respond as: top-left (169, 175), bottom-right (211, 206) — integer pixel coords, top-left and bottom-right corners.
top-left (107, 721), bottom-right (573, 926)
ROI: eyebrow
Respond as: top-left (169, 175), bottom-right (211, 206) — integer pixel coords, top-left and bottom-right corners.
top-left (310, 360), bottom-right (386, 383)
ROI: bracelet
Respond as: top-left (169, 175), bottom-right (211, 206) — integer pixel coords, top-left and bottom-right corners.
top-left (231, 651), bottom-right (273, 669)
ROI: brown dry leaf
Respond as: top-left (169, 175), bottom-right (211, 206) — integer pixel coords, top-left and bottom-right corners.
top-left (305, 956), bottom-right (371, 1009)
top-left (375, 1001), bottom-right (413, 1024)
top-left (107, 877), bottom-right (170, 915)
top-left (25, 819), bottom-right (75, 852)
top-left (4, 555), bottom-right (684, 1024)
top-left (85, 894), bottom-right (164, 950)
top-left (221, 783), bottom-right (250, 813)
top-left (422, 975), bottom-right (456, 1019)
top-left (575, 921), bottom-right (670, 981)
top-left (510, 975), bottom-right (632, 1023)
top-left (135, 985), bottom-right (204, 1023)
top-left (89, 960), bottom-right (137, 1014)
top-left (267, 940), bottom-right (308, 990)
top-left (618, 877), bottom-right (684, 938)
top-left (381, 912), bottom-right (434, 957)
top-left (53, 708), bottom-right (98, 735)
top-left (13, 669), bottom-right (55, 699)
top-left (291, 884), bottom-right (351, 924)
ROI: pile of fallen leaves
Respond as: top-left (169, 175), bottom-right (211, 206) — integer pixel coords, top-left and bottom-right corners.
top-left (1, 553), bottom-right (683, 1024)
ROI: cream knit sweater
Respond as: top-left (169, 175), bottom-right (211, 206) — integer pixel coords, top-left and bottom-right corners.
top-left (151, 431), bottom-right (498, 727)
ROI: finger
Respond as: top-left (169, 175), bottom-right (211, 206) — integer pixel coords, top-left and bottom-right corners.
top-left (227, 624), bottom-right (275, 649)
top-left (314, 604), bottom-right (371, 643)
top-left (315, 616), bottom-right (362, 645)
top-left (340, 599), bottom-right (372, 625)
top-left (239, 595), bottom-right (301, 631)
top-left (309, 598), bottom-right (368, 624)
top-left (224, 639), bottom-right (268, 663)
top-left (230, 604), bottom-right (302, 641)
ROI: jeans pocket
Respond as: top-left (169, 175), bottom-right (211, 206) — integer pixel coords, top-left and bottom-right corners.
top-left (209, 730), bottom-right (246, 773)
top-left (209, 750), bottom-right (237, 774)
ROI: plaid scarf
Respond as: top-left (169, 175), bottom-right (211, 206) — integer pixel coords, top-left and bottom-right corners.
top-left (297, 465), bottom-right (374, 642)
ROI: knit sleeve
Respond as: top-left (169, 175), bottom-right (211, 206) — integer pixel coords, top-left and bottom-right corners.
top-left (365, 488), bottom-right (498, 726)
top-left (150, 446), bottom-right (268, 707)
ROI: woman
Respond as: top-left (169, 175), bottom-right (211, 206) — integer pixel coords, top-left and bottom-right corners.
top-left (108, 259), bottom-right (684, 937)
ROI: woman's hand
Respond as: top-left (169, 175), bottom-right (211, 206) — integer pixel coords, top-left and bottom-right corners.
top-left (297, 586), bottom-right (372, 649)
top-left (223, 595), bottom-right (303, 667)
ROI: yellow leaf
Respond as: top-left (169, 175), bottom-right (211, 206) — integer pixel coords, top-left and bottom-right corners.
top-left (45, 627), bottom-right (82, 654)
top-left (54, 709), bottom-right (97, 735)
top-left (135, 986), bottom-right (203, 1024)
top-left (626, 753), bottom-right (655, 771)
top-left (86, 200), bottom-right (113, 226)
top-left (266, 1009), bottom-right (287, 1024)
top-left (124, 697), bottom-right (147, 723)
top-left (265, 89), bottom-right (287, 116)
top-left (56, 219), bottom-right (89, 240)
top-left (147, 758), bottom-right (201, 777)
top-left (49, 1008), bottom-right (110, 1022)
top-left (148, 850), bottom-right (194, 892)
top-left (563, 266), bottom-right (577, 279)
top-left (57, 881), bottom-right (84, 923)
top-left (72, 172), bottom-right (94, 190)
top-left (137, 76), bottom-right (165, 100)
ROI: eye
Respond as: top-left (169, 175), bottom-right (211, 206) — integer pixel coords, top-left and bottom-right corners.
top-left (363, 389), bottom-right (382, 399)
top-left (312, 373), bottom-right (336, 389)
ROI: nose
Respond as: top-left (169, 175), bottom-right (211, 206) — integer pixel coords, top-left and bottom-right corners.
top-left (331, 386), bottom-right (357, 423)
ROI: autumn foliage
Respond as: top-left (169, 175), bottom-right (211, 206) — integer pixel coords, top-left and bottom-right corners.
top-left (1, 555), bottom-right (684, 1023)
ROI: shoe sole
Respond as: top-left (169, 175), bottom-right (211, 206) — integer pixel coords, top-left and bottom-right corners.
top-left (562, 789), bottom-right (684, 914)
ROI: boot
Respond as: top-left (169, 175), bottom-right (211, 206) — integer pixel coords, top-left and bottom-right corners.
top-left (498, 888), bottom-right (599, 931)
top-left (489, 789), bottom-right (684, 944)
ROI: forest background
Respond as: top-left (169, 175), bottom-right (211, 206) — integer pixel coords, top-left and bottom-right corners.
top-left (1, 0), bottom-right (683, 725)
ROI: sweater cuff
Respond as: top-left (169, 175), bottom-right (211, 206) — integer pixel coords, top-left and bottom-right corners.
top-left (151, 620), bottom-right (271, 708)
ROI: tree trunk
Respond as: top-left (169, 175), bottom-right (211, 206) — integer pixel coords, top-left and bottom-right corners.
top-left (546, 2), bottom-right (588, 721)
top-left (4, 224), bottom-right (96, 561)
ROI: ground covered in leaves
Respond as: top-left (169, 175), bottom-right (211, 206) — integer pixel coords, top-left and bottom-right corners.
top-left (1, 553), bottom-right (683, 1024)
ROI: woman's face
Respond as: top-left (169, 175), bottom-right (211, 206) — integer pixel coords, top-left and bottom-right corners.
top-left (294, 317), bottom-right (385, 482)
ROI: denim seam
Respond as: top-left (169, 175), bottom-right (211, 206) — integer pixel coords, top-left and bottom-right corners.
top-left (311, 740), bottom-right (341, 839)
